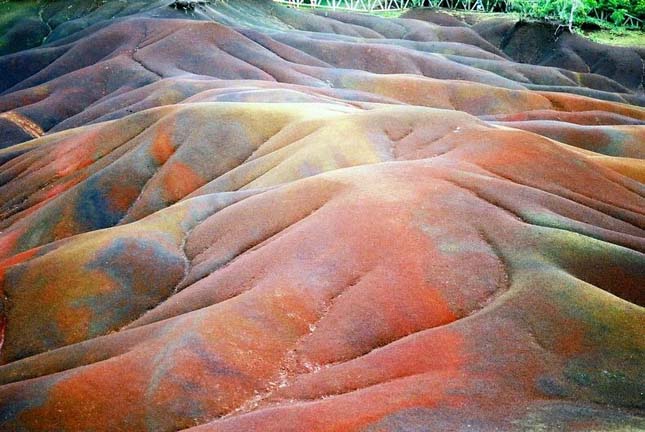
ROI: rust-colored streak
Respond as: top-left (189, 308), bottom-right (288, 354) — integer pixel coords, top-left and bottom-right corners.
top-left (0, 111), bottom-right (44, 139)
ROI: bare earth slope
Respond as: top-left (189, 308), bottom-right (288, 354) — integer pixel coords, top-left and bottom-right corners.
top-left (0, 1), bottom-right (643, 431)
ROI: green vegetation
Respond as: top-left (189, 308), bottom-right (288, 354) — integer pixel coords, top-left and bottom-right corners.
top-left (507, 0), bottom-right (644, 29)
top-left (581, 26), bottom-right (645, 44)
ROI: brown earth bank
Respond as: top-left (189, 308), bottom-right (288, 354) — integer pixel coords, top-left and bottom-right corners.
top-left (0, 1), bottom-right (643, 431)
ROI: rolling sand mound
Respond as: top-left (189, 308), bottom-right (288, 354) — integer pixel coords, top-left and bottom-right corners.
top-left (0, 1), bottom-right (643, 431)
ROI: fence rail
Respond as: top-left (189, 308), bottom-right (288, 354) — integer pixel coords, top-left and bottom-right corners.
top-left (273, 0), bottom-right (643, 28)
top-left (272, 0), bottom-right (506, 12)
top-left (272, 0), bottom-right (420, 11)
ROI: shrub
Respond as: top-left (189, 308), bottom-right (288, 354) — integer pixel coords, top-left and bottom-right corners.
top-left (509, 0), bottom-right (643, 28)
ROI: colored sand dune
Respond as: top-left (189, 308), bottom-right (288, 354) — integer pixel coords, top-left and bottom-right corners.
top-left (0, 1), bottom-right (643, 431)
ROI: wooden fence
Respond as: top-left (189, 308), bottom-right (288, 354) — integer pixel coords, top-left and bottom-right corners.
top-left (272, 0), bottom-right (422, 11)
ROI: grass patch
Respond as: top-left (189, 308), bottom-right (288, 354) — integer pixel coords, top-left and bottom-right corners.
top-left (580, 28), bottom-right (645, 46)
